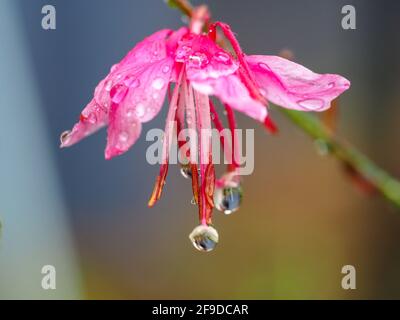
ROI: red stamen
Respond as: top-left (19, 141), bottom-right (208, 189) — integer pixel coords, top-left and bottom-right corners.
top-left (264, 116), bottom-right (279, 134)
top-left (212, 22), bottom-right (268, 105)
top-left (148, 163), bottom-right (169, 207)
top-left (191, 163), bottom-right (200, 205)
top-left (204, 162), bottom-right (215, 224)
top-left (224, 104), bottom-right (239, 170)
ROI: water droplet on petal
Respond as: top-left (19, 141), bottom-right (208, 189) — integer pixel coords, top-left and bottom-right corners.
top-left (297, 98), bottom-right (325, 110)
top-left (105, 80), bottom-right (113, 92)
top-left (60, 130), bottom-right (71, 144)
top-left (214, 182), bottom-right (242, 215)
top-left (135, 103), bottom-right (146, 118)
top-left (125, 108), bottom-right (136, 120)
top-left (110, 64), bottom-right (118, 73)
top-left (189, 52), bottom-right (209, 68)
top-left (119, 131), bottom-right (129, 143)
top-left (162, 65), bottom-right (170, 73)
top-left (258, 62), bottom-right (270, 71)
top-left (124, 76), bottom-right (140, 88)
top-left (189, 225), bottom-right (219, 252)
top-left (214, 51), bottom-right (231, 64)
top-left (328, 82), bottom-right (335, 89)
top-left (152, 78), bottom-right (165, 90)
top-left (175, 45), bottom-right (191, 62)
top-left (88, 113), bottom-right (97, 124)
top-left (110, 84), bottom-right (128, 104)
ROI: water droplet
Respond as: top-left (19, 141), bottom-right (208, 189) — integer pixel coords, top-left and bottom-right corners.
top-left (214, 183), bottom-right (242, 215)
top-left (60, 130), bottom-right (71, 144)
top-left (258, 62), bottom-right (270, 71)
top-left (297, 98), bottom-right (325, 110)
top-left (214, 51), bottom-right (231, 64)
top-left (119, 131), bottom-right (129, 142)
top-left (175, 45), bottom-right (191, 62)
top-left (110, 64), bottom-right (118, 73)
top-left (189, 225), bottom-right (219, 252)
top-left (189, 52), bottom-right (209, 68)
top-left (105, 80), bottom-right (113, 92)
top-left (152, 92), bottom-right (160, 100)
top-left (180, 164), bottom-right (192, 179)
top-left (162, 65), bottom-right (171, 73)
top-left (88, 113), bottom-right (97, 124)
top-left (110, 84), bottom-right (128, 104)
top-left (125, 108), bottom-right (135, 120)
top-left (135, 103), bottom-right (146, 118)
top-left (328, 82), bottom-right (335, 89)
top-left (314, 139), bottom-right (331, 156)
top-left (152, 77), bottom-right (165, 90)
top-left (124, 76), bottom-right (140, 88)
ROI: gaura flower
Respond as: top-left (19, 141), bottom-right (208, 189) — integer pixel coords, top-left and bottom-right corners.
top-left (60, 20), bottom-right (350, 252)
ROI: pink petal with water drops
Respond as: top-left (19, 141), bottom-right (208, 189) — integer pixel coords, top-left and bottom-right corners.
top-left (60, 99), bottom-right (108, 148)
top-left (177, 34), bottom-right (238, 81)
top-left (118, 29), bottom-right (173, 71)
top-left (121, 57), bottom-right (175, 123)
top-left (190, 74), bottom-right (267, 122)
top-left (105, 102), bottom-right (142, 160)
top-left (246, 55), bottom-right (351, 111)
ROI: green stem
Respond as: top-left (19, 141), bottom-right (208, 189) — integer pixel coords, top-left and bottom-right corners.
top-left (279, 108), bottom-right (400, 207)
top-left (165, 0), bottom-right (400, 208)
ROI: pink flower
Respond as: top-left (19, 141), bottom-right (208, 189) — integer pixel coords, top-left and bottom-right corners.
top-left (61, 21), bottom-right (350, 251)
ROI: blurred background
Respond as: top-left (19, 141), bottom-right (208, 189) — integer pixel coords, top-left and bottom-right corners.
top-left (1, 0), bottom-right (400, 299)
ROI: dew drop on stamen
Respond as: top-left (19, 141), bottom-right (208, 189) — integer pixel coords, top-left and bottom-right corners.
top-left (189, 225), bottom-right (219, 252)
top-left (180, 164), bottom-right (192, 179)
top-left (214, 183), bottom-right (243, 215)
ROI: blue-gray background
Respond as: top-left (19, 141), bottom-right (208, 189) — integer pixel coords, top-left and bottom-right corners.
top-left (1, 0), bottom-right (400, 299)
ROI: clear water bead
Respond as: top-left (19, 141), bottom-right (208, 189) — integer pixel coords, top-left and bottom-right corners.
top-left (60, 130), bottom-right (71, 144)
top-left (189, 225), bottom-right (219, 252)
top-left (180, 164), bottom-right (192, 179)
top-left (214, 183), bottom-right (243, 215)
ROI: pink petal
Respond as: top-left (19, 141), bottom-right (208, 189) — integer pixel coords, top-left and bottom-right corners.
top-left (121, 57), bottom-right (174, 123)
top-left (62, 29), bottom-right (181, 151)
top-left (105, 103), bottom-right (142, 160)
top-left (176, 34), bottom-right (238, 81)
top-left (246, 55), bottom-right (351, 111)
top-left (60, 99), bottom-right (107, 148)
top-left (190, 74), bottom-right (267, 122)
